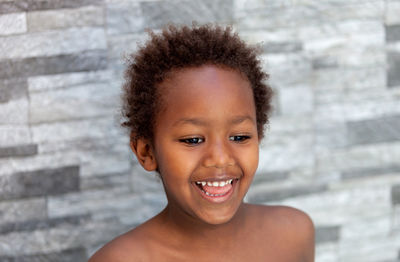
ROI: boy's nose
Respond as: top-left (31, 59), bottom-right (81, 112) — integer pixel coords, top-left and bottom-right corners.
top-left (202, 140), bottom-right (234, 168)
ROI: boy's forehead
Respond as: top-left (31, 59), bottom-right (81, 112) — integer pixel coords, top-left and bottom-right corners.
top-left (152, 65), bottom-right (255, 125)
top-left (158, 65), bottom-right (251, 94)
top-left (154, 65), bottom-right (256, 125)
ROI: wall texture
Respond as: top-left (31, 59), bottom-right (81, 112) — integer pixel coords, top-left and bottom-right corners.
top-left (0, 0), bottom-right (399, 261)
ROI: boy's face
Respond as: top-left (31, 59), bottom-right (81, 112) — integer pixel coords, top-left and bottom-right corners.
top-left (152, 65), bottom-right (259, 225)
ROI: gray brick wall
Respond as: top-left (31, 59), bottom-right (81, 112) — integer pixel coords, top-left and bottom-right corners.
top-left (0, 0), bottom-right (399, 261)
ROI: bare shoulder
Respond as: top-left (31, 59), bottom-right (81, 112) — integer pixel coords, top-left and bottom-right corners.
top-left (247, 204), bottom-right (315, 261)
top-left (267, 205), bottom-right (314, 233)
top-left (88, 226), bottom-right (150, 262)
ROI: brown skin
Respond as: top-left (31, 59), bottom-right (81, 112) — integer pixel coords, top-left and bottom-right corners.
top-left (89, 65), bottom-right (315, 262)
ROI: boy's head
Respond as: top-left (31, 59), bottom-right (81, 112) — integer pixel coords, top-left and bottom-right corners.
top-left (121, 24), bottom-right (273, 144)
top-left (122, 24), bottom-right (274, 224)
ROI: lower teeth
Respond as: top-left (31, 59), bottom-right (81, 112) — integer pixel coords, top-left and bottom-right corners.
top-left (203, 190), bottom-right (225, 197)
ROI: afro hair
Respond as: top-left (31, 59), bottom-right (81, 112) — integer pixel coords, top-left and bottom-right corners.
top-left (121, 23), bottom-right (273, 142)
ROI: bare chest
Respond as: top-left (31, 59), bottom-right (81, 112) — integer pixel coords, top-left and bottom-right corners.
top-left (145, 236), bottom-right (303, 262)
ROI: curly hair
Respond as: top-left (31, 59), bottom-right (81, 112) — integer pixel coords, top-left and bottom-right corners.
top-left (121, 24), bottom-right (273, 143)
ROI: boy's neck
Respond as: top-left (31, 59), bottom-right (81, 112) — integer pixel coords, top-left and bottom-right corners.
top-left (158, 203), bottom-right (248, 245)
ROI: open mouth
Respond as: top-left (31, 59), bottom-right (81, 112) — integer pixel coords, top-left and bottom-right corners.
top-left (193, 179), bottom-right (238, 202)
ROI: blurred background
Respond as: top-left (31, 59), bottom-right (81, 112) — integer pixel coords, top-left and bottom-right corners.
top-left (0, 0), bottom-right (400, 261)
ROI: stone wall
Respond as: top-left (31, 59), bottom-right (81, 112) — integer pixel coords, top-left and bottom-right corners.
top-left (0, 0), bottom-right (399, 261)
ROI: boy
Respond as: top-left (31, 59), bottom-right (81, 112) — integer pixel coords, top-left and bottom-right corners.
top-left (89, 24), bottom-right (314, 262)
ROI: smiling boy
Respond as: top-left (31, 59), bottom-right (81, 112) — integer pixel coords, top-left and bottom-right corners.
top-left (89, 24), bottom-right (315, 262)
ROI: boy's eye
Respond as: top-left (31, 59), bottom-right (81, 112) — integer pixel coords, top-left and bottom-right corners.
top-left (229, 135), bottom-right (251, 142)
top-left (179, 137), bottom-right (204, 145)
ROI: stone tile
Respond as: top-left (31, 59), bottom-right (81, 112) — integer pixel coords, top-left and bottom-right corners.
top-left (28, 70), bottom-right (112, 92)
top-left (263, 52), bottom-right (313, 87)
top-left (312, 57), bottom-right (338, 69)
top-left (0, 97), bottom-right (29, 124)
top-left (27, 6), bottom-right (104, 32)
top-left (140, 0), bottom-right (233, 29)
top-left (315, 86), bottom-right (388, 111)
top-left (315, 242), bottom-right (339, 262)
top-left (278, 85), bottom-right (313, 115)
top-left (315, 95), bottom-right (400, 123)
top-left (0, 125), bottom-right (31, 147)
top-left (316, 142), bottom-right (400, 174)
top-left (80, 172), bottom-right (131, 190)
top-left (386, 25), bottom-right (400, 42)
top-left (315, 121), bottom-right (347, 151)
top-left (338, 234), bottom-right (400, 262)
top-left (0, 12), bottom-right (26, 36)
top-left (7, 248), bottom-right (88, 262)
top-left (0, 50), bottom-right (108, 79)
top-left (258, 132), bottom-right (314, 172)
top-left (0, 225), bottom-right (85, 256)
top-left (341, 47), bottom-right (385, 68)
top-left (342, 165), bottom-right (400, 180)
top-left (312, 67), bottom-right (386, 93)
top-left (388, 51), bottom-right (400, 87)
top-left (105, 193), bottom-right (166, 227)
top-left (0, 214), bottom-right (90, 234)
top-left (269, 89), bottom-right (280, 117)
top-left (234, 0), bottom-right (285, 12)
top-left (31, 117), bottom-right (119, 143)
top-left (0, 78), bottom-right (27, 103)
top-left (85, 219), bottom-right (136, 255)
top-left (300, 22), bottom-right (385, 68)
top-left (392, 184), bottom-right (400, 205)
top-left (106, 2), bottom-right (144, 35)
top-left (328, 44), bottom-right (385, 69)
top-left (281, 185), bottom-right (390, 225)
top-left (340, 215), bottom-right (392, 241)
top-left (131, 166), bottom-right (164, 194)
top-left (0, 165), bottom-right (80, 200)
top-left (0, 27), bottom-right (106, 60)
top-left (239, 29), bottom-right (298, 49)
top-left (0, 256), bottom-right (13, 262)
top-left (237, 2), bottom-right (384, 30)
top-left (252, 171), bottom-right (289, 184)
top-left (37, 135), bottom-right (128, 154)
top-left (0, 198), bottom-right (46, 224)
top-left (0, 151), bottom-right (80, 176)
top-left (107, 58), bottom-right (126, 76)
top-left (0, 0), bottom-right (102, 14)
top-left (0, 144), bottom-right (37, 158)
top-left (315, 225), bottom-right (340, 244)
top-left (85, 222), bottom-right (135, 257)
top-left (267, 115), bottom-right (313, 133)
top-left (347, 115), bottom-right (400, 145)
top-left (29, 82), bottom-right (120, 124)
top-left (48, 189), bottom-right (137, 218)
top-left (80, 150), bottom-right (131, 177)
top-left (107, 33), bottom-right (147, 59)
top-left (386, 1), bottom-right (400, 26)
top-left (301, 20), bottom-right (382, 45)
top-left (262, 41), bottom-right (302, 53)
top-left (246, 184), bottom-right (327, 204)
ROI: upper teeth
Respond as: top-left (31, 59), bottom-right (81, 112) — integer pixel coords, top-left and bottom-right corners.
top-left (196, 179), bottom-right (233, 187)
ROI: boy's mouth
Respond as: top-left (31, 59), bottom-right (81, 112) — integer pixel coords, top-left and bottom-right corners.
top-left (193, 179), bottom-right (238, 201)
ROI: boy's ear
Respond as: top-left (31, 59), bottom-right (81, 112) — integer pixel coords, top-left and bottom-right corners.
top-left (130, 138), bottom-right (157, 171)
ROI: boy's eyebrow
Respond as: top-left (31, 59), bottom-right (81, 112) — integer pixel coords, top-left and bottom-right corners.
top-left (173, 115), bottom-right (255, 127)
top-left (230, 115), bottom-right (255, 125)
top-left (173, 118), bottom-right (208, 127)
